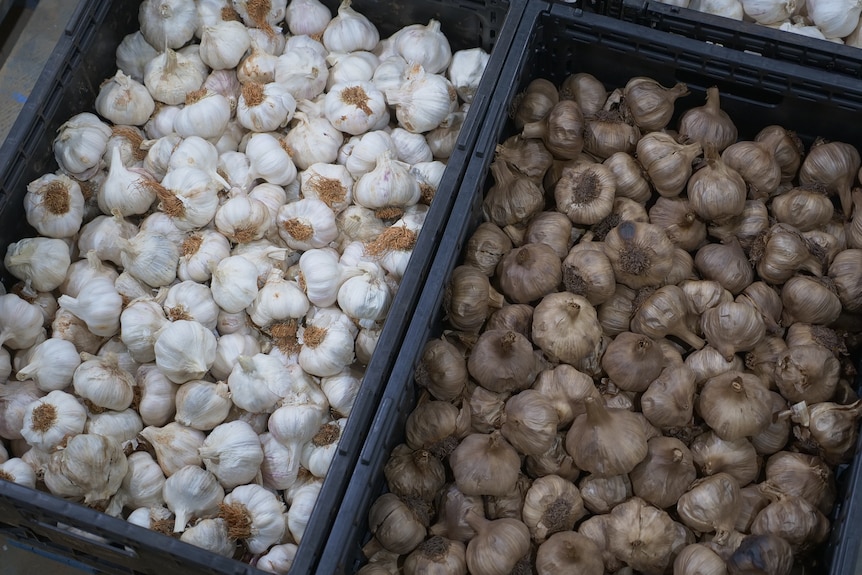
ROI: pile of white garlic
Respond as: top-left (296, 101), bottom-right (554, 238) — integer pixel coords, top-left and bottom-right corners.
top-left (0, 0), bottom-right (491, 571)
top-left (658, 0), bottom-right (862, 46)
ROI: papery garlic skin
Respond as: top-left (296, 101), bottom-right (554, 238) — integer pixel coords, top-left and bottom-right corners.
top-left (301, 418), bottom-right (346, 477)
top-left (285, 0), bottom-right (331, 35)
top-left (237, 82), bottom-right (297, 133)
top-left (5, 237), bottom-right (71, 292)
top-left (57, 274), bottom-right (123, 337)
top-left (282, 112), bottom-right (344, 170)
top-left (448, 48), bottom-right (490, 103)
top-left (104, 450), bottom-right (165, 517)
top-left (0, 294), bottom-right (45, 350)
top-left (322, 0), bottom-right (380, 53)
top-left (220, 484), bottom-right (286, 553)
top-left (44, 433), bottom-right (128, 506)
top-left (199, 20), bottom-right (251, 70)
top-left (175, 380), bottom-right (232, 430)
top-left (20, 390), bottom-right (87, 451)
top-left (154, 320), bottom-right (217, 384)
top-left (119, 230), bottom-right (180, 288)
top-left (324, 81), bottom-right (389, 136)
top-left (77, 213), bottom-right (139, 267)
top-left (337, 262), bottom-right (392, 323)
top-left (0, 458), bottom-right (37, 489)
top-left (53, 112), bottom-right (112, 180)
top-left (211, 332), bottom-right (261, 381)
top-left (135, 364), bottom-right (178, 427)
top-left (163, 281), bottom-right (220, 330)
top-left (386, 64), bottom-right (457, 133)
top-left (228, 353), bottom-right (294, 413)
top-left (211, 255), bottom-right (261, 313)
top-left (144, 48), bottom-right (206, 106)
top-left (276, 198), bottom-right (339, 251)
top-left (177, 230), bottom-right (231, 283)
top-left (199, 420), bottom-right (264, 489)
top-left (15, 338), bottom-right (81, 392)
top-left (24, 173), bottom-right (86, 239)
top-left (275, 47), bottom-right (329, 101)
top-left (807, 0), bottom-right (862, 39)
top-left (741, 0), bottom-right (796, 24)
top-left (259, 432), bottom-right (301, 491)
top-left (298, 308), bottom-right (357, 376)
top-left (163, 464), bottom-right (224, 532)
top-left (299, 248), bottom-right (345, 307)
top-left (246, 133), bottom-right (298, 186)
top-left (138, 0), bottom-right (197, 49)
top-left (115, 31), bottom-right (158, 83)
top-left (121, 298), bottom-right (168, 364)
top-left (180, 518), bottom-right (235, 557)
top-left (173, 89), bottom-right (231, 140)
top-left (96, 70), bottom-right (155, 126)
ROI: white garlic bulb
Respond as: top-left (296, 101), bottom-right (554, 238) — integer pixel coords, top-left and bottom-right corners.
top-left (249, 269), bottom-right (310, 328)
top-left (180, 518), bottom-right (235, 557)
top-left (326, 51), bottom-right (379, 90)
top-left (211, 332), bottom-right (261, 380)
top-left (85, 408), bottom-right (143, 446)
top-left (172, 89), bottom-right (231, 140)
top-left (217, 151), bottom-right (255, 193)
top-left (141, 423), bottom-right (206, 477)
top-left (214, 193), bottom-right (271, 244)
top-left (285, 0), bottom-right (331, 35)
top-left (120, 298), bottom-right (168, 363)
top-left (73, 353), bottom-right (136, 411)
top-left (231, 239), bottom-right (293, 283)
top-left (138, 209), bottom-right (185, 244)
top-left (806, 0), bottom-right (861, 37)
top-left (143, 48), bottom-right (207, 106)
top-left (24, 173), bottom-right (86, 239)
top-left (355, 325), bottom-right (380, 362)
top-left (698, 0), bottom-right (746, 18)
top-left (119, 230), bottom-right (180, 287)
top-left (51, 308), bottom-right (103, 355)
top-left (60, 251), bottom-right (117, 298)
top-left (741, 0), bottom-right (796, 24)
top-left (163, 280), bottom-right (220, 330)
top-left (199, 420), bottom-right (264, 489)
top-left (177, 230), bottom-right (231, 283)
top-left (282, 111), bottom-right (344, 170)
top-left (53, 112), bottom-right (112, 180)
top-left (163, 464), bottom-right (224, 532)
top-left (237, 46), bottom-right (279, 84)
top-left (97, 337), bottom-right (139, 376)
top-left (211, 254), bottom-right (261, 313)
top-left (301, 418), bottom-right (346, 477)
top-left (388, 128), bottom-right (432, 166)
top-left (77, 212), bottom-right (139, 267)
top-left (57, 274), bottom-right (123, 337)
top-left (337, 261), bottom-right (392, 324)
top-left (300, 162), bottom-right (354, 214)
top-left (298, 308), bottom-right (357, 376)
top-left (175, 380), bottom-right (232, 430)
top-left (43, 433), bottom-right (128, 505)
top-left (217, 309), bottom-right (253, 336)
top-left (96, 70), bottom-right (155, 126)
top-left (154, 320), bottom-right (217, 384)
top-left (426, 111), bottom-right (465, 159)
top-left (324, 81), bottom-right (389, 136)
top-left (141, 133), bottom-right (180, 179)
top-left (218, 484), bottom-right (285, 555)
top-left (448, 47), bottom-right (489, 103)
top-left (98, 147), bottom-right (158, 217)
top-left (246, 133), bottom-right (298, 186)
top-left (258, 543), bottom-right (298, 573)
top-left (105, 451), bottom-right (166, 517)
top-left (354, 150), bottom-right (421, 209)
top-left (322, 0), bottom-right (379, 52)
top-left (343, 130), bottom-right (397, 178)
top-left (5, 237), bottom-right (71, 292)
top-left (0, 458), bottom-right (37, 489)
top-left (20, 389), bottom-right (87, 451)
top-left (15, 338), bottom-right (81, 392)
top-left (157, 167), bottom-right (222, 231)
top-left (115, 31), bottom-right (159, 83)
top-left (259, 432), bottom-right (301, 491)
top-left (135, 363), bottom-right (178, 427)
top-left (287, 481), bottom-right (321, 542)
top-left (199, 20), bottom-right (251, 70)
top-left (275, 46), bottom-right (329, 101)
top-left (237, 81), bottom-right (297, 133)
top-left (126, 505), bottom-right (174, 531)
top-left (233, 0), bottom-right (287, 34)
top-left (138, 0), bottom-right (198, 49)
top-left (321, 367), bottom-right (362, 418)
top-left (372, 55), bottom-right (408, 95)
top-left (228, 353), bottom-right (294, 413)
top-left (298, 248), bottom-right (345, 307)
top-left (0, 347), bottom-right (11, 384)
top-left (395, 19), bottom-right (452, 74)
top-left (0, 380), bottom-right (44, 440)
top-left (276, 198), bottom-right (339, 251)
top-left (386, 64), bottom-right (458, 133)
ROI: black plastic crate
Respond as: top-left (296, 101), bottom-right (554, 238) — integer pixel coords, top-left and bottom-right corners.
top-left (321, 1), bottom-right (862, 573)
top-left (585, 0), bottom-right (862, 81)
top-left (0, 0), bottom-right (526, 573)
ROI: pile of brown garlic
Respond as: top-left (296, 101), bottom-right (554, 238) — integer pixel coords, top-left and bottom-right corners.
top-left (360, 75), bottom-right (862, 574)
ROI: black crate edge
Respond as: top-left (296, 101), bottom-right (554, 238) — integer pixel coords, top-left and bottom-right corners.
top-left (324, 1), bottom-right (862, 573)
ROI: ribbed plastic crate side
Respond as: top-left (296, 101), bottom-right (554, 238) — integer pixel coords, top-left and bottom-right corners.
top-left (326, 1), bottom-right (862, 572)
top-left (582, 0), bottom-right (862, 79)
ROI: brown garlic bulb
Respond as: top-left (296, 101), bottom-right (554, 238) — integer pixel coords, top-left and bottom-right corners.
top-left (631, 285), bottom-right (705, 350)
top-left (600, 195), bottom-right (651, 234)
top-left (526, 432), bottom-right (580, 481)
top-left (799, 139), bottom-right (860, 217)
top-left (565, 396), bottom-right (648, 477)
top-left (647, 197), bottom-right (706, 251)
top-left (601, 331), bottom-right (665, 392)
top-left (495, 135), bottom-right (555, 183)
top-left (698, 371), bottom-right (773, 441)
top-left (752, 223), bottom-right (823, 285)
top-left (803, 400), bottom-right (862, 464)
top-left (524, 211), bottom-right (573, 259)
top-left (406, 400), bottom-right (469, 458)
top-left (765, 451), bottom-right (835, 515)
top-left (536, 531), bottom-right (603, 575)
top-left (463, 222), bottom-right (512, 276)
top-left (623, 77), bottom-right (689, 132)
top-left (737, 281), bottom-right (783, 335)
top-left (780, 275), bottom-right (842, 326)
top-left (848, 190), bottom-right (862, 248)
top-left (673, 543), bottom-right (727, 575)
top-left (603, 152), bottom-right (651, 203)
top-left (449, 431), bottom-right (521, 497)
top-left (522, 474), bottom-right (587, 543)
top-left (736, 485), bottom-right (771, 533)
top-left (368, 493), bottom-right (430, 555)
top-left (641, 364), bottom-right (696, 429)
top-left (607, 497), bottom-right (691, 575)
top-left (726, 534), bottom-right (793, 575)
top-left (554, 162), bottom-right (616, 226)
top-left (583, 108), bottom-right (640, 160)
top-left (597, 283), bottom-right (636, 336)
top-left (444, 265), bottom-right (492, 333)
top-left (562, 241), bottom-right (615, 306)
top-left (482, 160), bottom-right (545, 228)
top-left (694, 238), bottom-right (753, 296)
top-left (484, 473), bottom-right (531, 520)
top-left (429, 483), bottom-right (482, 542)
top-left (687, 147), bottom-right (747, 223)
top-left (468, 329), bottom-right (540, 394)
top-left (604, 221), bottom-right (676, 289)
top-left (665, 247), bottom-right (696, 286)
top-left (774, 344), bottom-right (840, 404)
top-left (466, 382), bottom-right (507, 433)
top-left (513, 78), bottom-right (559, 130)
top-left (751, 392), bottom-right (791, 456)
top-left (560, 72), bottom-right (607, 116)
top-left (772, 185), bottom-right (834, 232)
top-left (496, 243), bottom-right (562, 304)
top-left (532, 292), bottom-right (602, 364)
top-left (579, 474), bottom-right (632, 514)
top-left (630, 436), bottom-right (697, 509)
top-left (829, 248), bottom-right (862, 311)
top-left (415, 337), bottom-right (468, 402)
top-left (750, 492), bottom-right (830, 551)
top-left (532, 364), bottom-right (600, 429)
top-left (485, 304), bottom-right (534, 339)
top-left (404, 536), bottom-right (467, 575)
top-left (384, 444), bottom-right (446, 501)
top-left (707, 199), bottom-right (769, 252)
top-left (680, 279), bottom-right (733, 316)
top-left (803, 228), bottom-right (843, 270)
top-left (721, 140), bottom-right (781, 199)
top-left (677, 473), bottom-right (742, 540)
top-left (570, 331), bottom-right (608, 380)
top-left (678, 86), bottom-right (738, 153)
top-left (701, 301), bottom-right (766, 360)
top-left (685, 345), bottom-right (745, 385)
top-left (501, 389), bottom-right (558, 456)
top-left (755, 125), bottom-right (803, 182)
top-left (690, 431), bottom-right (760, 487)
top-left (522, 99), bottom-right (585, 160)
top-left (578, 514), bottom-right (625, 573)
top-left (464, 512), bottom-right (531, 575)
top-left (637, 132), bottom-right (703, 197)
